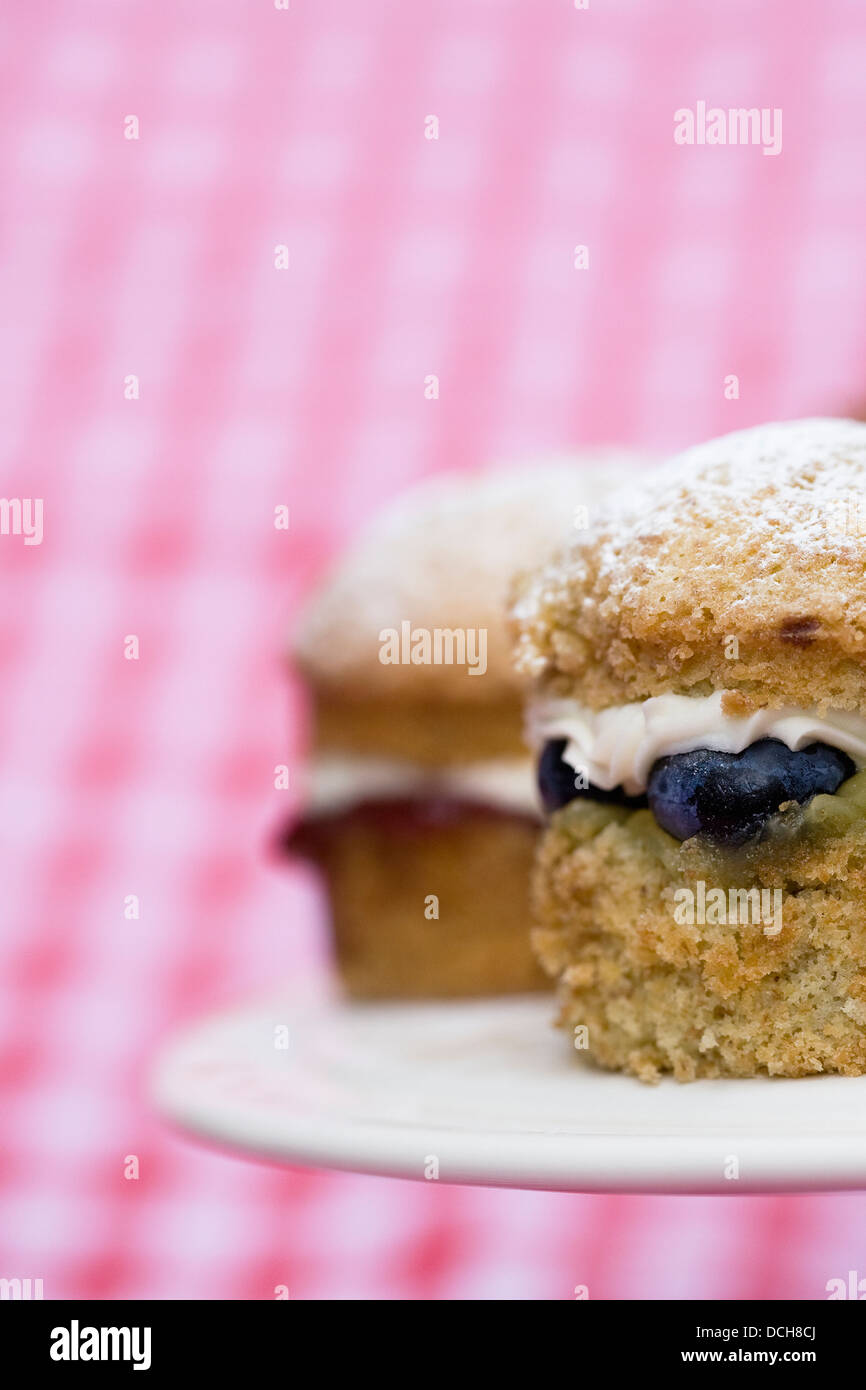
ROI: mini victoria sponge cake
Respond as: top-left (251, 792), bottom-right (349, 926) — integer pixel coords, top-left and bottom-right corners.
top-left (511, 419), bottom-right (866, 1081)
top-left (288, 458), bottom-right (638, 999)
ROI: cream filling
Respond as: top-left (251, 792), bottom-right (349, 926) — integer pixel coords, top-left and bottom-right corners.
top-left (304, 754), bottom-right (541, 818)
top-left (528, 692), bottom-right (866, 797)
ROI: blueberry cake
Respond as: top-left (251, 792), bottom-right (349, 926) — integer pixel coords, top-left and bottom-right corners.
top-left (288, 459), bottom-right (637, 999)
top-left (511, 419), bottom-right (866, 1080)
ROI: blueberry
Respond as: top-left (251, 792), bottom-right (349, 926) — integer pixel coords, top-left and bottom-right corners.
top-left (646, 738), bottom-right (855, 846)
top-left (537, 739), bottom-right (648, 815)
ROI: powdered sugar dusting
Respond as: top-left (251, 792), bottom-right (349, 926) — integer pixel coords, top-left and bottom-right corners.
top-left (293, 454), bottom-right (642, 685)
top-left (511, 419), bottom-right (866, 687)
top-left (521, 420), bottom-right (866, 615)
top-left (598, 417), bottom-right (866, 570)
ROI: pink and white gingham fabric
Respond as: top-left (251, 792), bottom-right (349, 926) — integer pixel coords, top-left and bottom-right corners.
top-left (3, 0), bottom-right (866, 1300)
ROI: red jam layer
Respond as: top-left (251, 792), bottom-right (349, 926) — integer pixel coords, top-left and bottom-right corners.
top-left (281, 795), bottom-right (539, 858)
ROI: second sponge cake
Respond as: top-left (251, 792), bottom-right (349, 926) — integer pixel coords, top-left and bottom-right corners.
top-left (288, 457), bottom-right (637, 998)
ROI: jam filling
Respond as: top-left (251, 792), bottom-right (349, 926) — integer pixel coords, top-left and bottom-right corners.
top-left (282, 795), bottom-right (539, 859)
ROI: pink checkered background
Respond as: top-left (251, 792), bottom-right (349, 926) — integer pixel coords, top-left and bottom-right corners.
top-left (2, 0), bottom-right (866, 1301)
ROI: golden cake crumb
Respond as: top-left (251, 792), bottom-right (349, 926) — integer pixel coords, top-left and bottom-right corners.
top-left (720, 690), bottom-right (755, 718)
top-left (531, 791), bottom-right (866, 1081)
